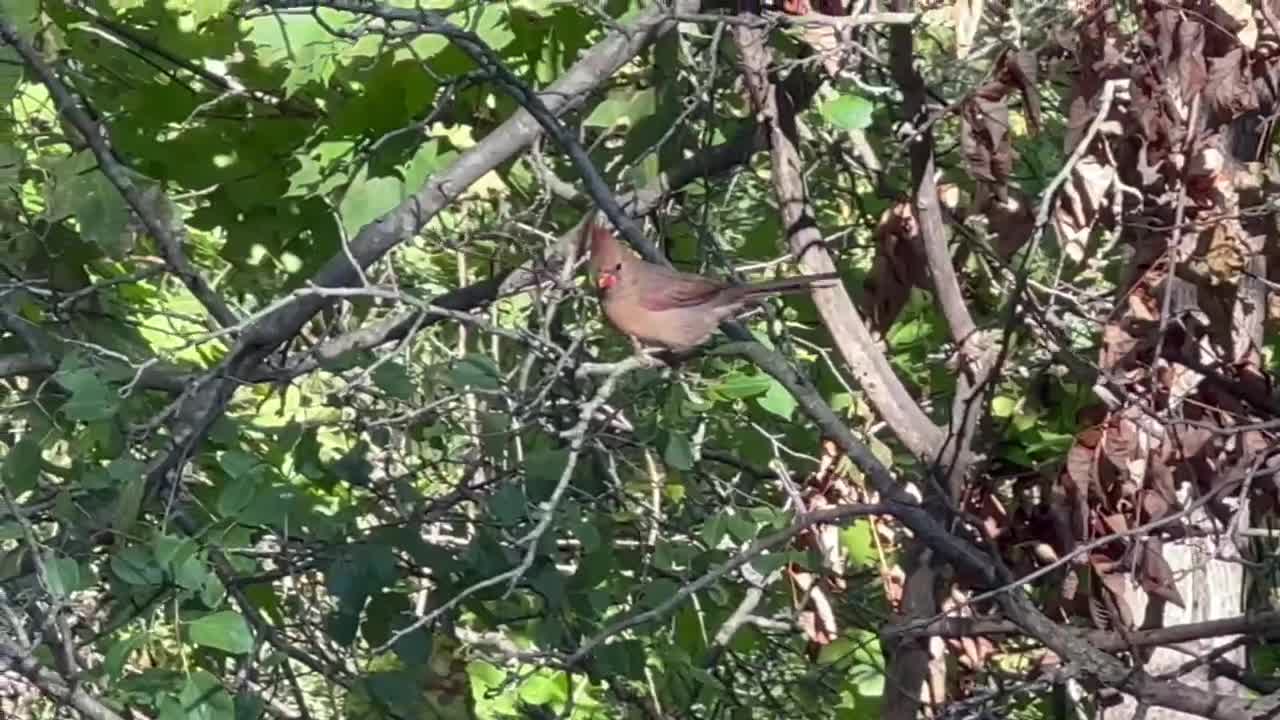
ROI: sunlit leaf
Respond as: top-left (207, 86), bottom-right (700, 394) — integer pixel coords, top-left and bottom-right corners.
top-left (188, 611), bottom-right (254, 655)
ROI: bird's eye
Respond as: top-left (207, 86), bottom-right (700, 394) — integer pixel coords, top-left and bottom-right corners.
top-left (613, 263), bottom-right (622, 271)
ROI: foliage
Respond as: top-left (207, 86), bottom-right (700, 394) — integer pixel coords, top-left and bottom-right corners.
top-left (1, 0), bottom-right (1278, 719)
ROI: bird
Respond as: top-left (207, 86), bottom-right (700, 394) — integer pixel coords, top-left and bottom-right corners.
top-left (584, 220), bottom-right (841, 355)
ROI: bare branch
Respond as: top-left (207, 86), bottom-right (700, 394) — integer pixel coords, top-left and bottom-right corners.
top-left (0, 640), bottom-right (142, 720)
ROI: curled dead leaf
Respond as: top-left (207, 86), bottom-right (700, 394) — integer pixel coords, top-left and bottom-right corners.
top-left (1137, 539), bottom-right (1185, 608)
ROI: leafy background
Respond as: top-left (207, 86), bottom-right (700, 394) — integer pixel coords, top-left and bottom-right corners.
top-left (2, 0), bottom-right (1279, 718)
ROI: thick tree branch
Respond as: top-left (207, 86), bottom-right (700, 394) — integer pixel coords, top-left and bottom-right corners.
top-left (886, 610), bottom-right (1280, 653)
top-left (730, 16), bottom-right (945, 463)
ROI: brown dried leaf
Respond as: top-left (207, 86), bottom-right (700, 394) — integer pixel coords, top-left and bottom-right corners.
top-left (1204, 224), bottom-right (1248, 284)
top-left (1172, 412), bottom-right (1213, 460)
top-left (1140, 488), bottom-right (1171, 521)
top-left (1066, 442), bottom-right (1097, 498)
top-left (1209, 0), bottom-right (1258, 49)
top-left (863, 201), bottom-right (926, 333)
top-left (781, 0), bottom-right (849, 77)
top-left (1100, 513), bottom-right (1128, 536)
top-left (1000, 50), bottom-right (1042, 132)
top-left (1138, 539), bottom-right (1185, 608)
top-left (1095, 567), bottom-right (1135, 629)
top-left (1101, 418), bottom-right (1136, 474)
top-left (1101, 321), bottom-right (1141, 369)
top-left (961, 95), bottom-right (1012, 186)
top-left (1087, 591), bottom-right (1113, 629)
top-left (809, 585), bottom-right (838, 639)
top-left (1053, 156), bottom-right (1116, 262)
top-left (1205, 47), bottom-right (1258, 120)
top-left (985, 192), bottom-right (1036, 258)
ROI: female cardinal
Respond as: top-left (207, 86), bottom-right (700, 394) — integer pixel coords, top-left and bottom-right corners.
top-left (585, 221), bottom-right (840, 353)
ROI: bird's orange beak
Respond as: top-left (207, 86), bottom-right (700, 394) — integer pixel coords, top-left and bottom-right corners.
top-left (597, 272), bottom-right (618, 290)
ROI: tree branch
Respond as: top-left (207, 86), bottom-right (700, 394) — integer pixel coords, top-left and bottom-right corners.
top-left (730, 14), bottom-right (945, 463)
top-left (0, 640), bottom-right (141, 720)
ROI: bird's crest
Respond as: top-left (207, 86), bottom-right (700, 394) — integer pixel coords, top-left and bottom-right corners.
top-left (584, 216), bottom-right (624, 275)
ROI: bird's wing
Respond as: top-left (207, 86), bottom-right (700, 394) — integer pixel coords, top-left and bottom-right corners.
top-left (635, 268), bottom-right (731, 311)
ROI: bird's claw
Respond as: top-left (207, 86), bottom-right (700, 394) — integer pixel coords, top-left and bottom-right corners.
top-left (629, 337), bottom-right (666, 368)
top-left (636, 351), bottom-right (665, 368)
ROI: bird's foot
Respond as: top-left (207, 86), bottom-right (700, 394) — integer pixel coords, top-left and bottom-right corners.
top-left (629, 338), bottom-right (667, 368)
top-left (635, 349), bottom-right (666, 369)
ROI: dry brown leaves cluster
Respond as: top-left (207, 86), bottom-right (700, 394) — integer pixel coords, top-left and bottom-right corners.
top-left (862, 0), bottom-right (1280, 647)
top-left (996, 0), bottom-right (1280, 634)
top-left (789, 439), bottom-right (900, 653)
top-left (862, 49), bottom-right (1041, 334)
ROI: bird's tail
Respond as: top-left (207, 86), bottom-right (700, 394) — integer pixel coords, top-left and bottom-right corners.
top-left (738, 272), bottom-right (841, 298)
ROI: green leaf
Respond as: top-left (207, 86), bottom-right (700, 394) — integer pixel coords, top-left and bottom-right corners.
top-left (2, 438), bottom-right (42, 494)
top-left (0, 144), bottom-right (21, 193)
top-left (840, 520), bottom-right (877, 567)
top-left (820, 94), bottom-right (874, 131)
top-left (364, 670), bottom-right (420, 714)
top-left (992, 395), bottom-right (1018, 418)
top-left (372, 361), bottom-right (415, 400)
top-left (726, 513), bottom-right (757, 542)
top-left (663, 434), bottom-right (695, 471)
top-left (758, 379), bottom-right (797, 420)
top-left (74, 173), bottom-right (132, 257)
top-left (489, 483), bottom-right (526, 525)
top-left (57, 369), bottom-right (119, 422)
top-left (851, 664), bottom-right (885, 697)
top-left (152, 534), bottom-right (194, 569)
top-left (401, 139), bottom-right (457, 191)
top-left (448, 355), bottom-right (502, 391)
top-left (165, 670), bottom-right (235, 720)
top-left (103, 634), bottom-right (145, 681)
top-left (43, 554), bottom-right (81, 599)
top-left (200, 573), bottom-right (226, 608)
top-left (174, 555), bottom-right (210, 591)
top-left (338, 172), bottom-right (404, 238)
top-left (888, 317), bottom-right (929, 348)
top-left (217, 474), bottom-right (256, 518)
top-left (518, 672), bottom-right (567, 705)
top-left (188, 611), bottom-right (254, 655)
top-left (219, 450), bottom-right (260, 479)
top-left (583, 87), bottom-right (657, 129)
top-left (392, 626), bottom-right (431, 667)
top-left (594, 640), bottom-right (645, 680)
top-left (0, 0), bottom-right (38, 36)
top-left (525, 448), bottom-right (569, 502)
top-left (244, 12), bottom-right (350, 96)
top-left (467, 659), bottom-right (506, 690)
top-left (749, 551), bottom-right (790, 577)
top-left (709, 373), bottom-right (772, 400)
top-left (191, 0), bottom-right (231, 23)
top-left (111, 545), bottom-right (163, 587)
top-left (110, 458), bottom-right (147, 535)
top-left (701, 512), bottom-right (727, 548)
top-left (472, 4), bottom-right (515, 51)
